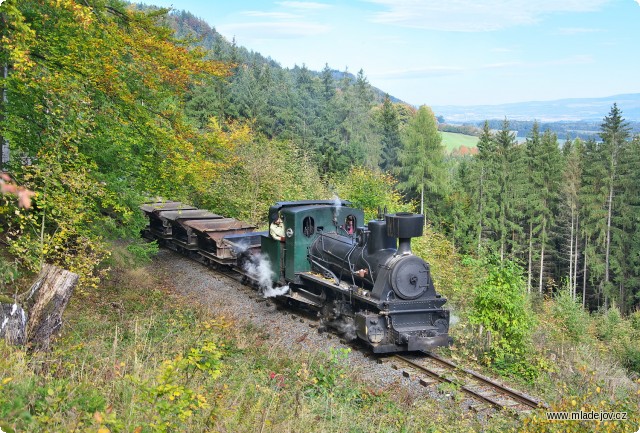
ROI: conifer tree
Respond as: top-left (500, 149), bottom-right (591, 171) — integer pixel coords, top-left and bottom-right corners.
top-left (397, 106), bottom-right (446, 220)
top-left (599, 103), bottom-right (631, 308)
top-left (522, 123), bottom-right (562, 292)
top-left (338, 69), bottom-right (379, 168)
top-left (559, 139), bottom-right (584, 301)
top-left (474, 121), bottom-right (499, 254)
top-left (377, 95), bottom-right (402, 171)
top-left (493, 119), bottom-right (523, 261)
top-left (524, 122), bottom-right (542, 291)
top-left (580, 138), bottom-right (609, 308)
top-left (535, 130), bottom-right (562, 292)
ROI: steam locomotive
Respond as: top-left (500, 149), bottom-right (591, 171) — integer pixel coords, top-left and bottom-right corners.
top-left (141, 199), bottom-right (451, 353)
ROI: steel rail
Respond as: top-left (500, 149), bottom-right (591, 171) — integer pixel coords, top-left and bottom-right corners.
top-left (423, 352), bottom-right (547, 409)
top-left (393, 354), bottom-right (546, 411)
top-left (394, 355), bottom-right (508, 410)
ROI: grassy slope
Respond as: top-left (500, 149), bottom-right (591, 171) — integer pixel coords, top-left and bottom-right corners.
top-left (1, 243), bottom-right (638, 433)
top-left (441, 131), bottom-right (479, 153)
top-left (0, 252), bottom-right (516, 433)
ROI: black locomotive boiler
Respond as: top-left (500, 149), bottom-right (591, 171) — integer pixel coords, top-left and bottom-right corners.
top-left (141, 199), bottom-right (451, 353)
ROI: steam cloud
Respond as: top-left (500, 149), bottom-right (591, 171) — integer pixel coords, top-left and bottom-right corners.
top-left (332, 193), bottom-right (342, 222)
top-left (230, 240), bottom-right (250, 255)
top-left (450, 313), bottom-right (459, 327)
top-left (242, 253), bottom-right (290, 298)
top-left (334, 319), bottom-right (357, 341)
top-left (263, 285), bottom-right (290, 298)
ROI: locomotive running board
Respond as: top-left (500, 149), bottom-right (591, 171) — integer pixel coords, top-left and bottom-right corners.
top-left (298, 272), bottom-right (378, 308)
top-left (287, 290), bottom-right (324, 308)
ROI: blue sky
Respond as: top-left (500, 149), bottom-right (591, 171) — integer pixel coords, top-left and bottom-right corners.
top-left (146, 0), bottom-right (640, 107)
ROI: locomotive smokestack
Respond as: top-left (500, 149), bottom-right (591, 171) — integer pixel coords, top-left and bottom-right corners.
top-left (385, 213), bottom-right (424, 255)
top-left (397, 237), bottom-right (412, 255)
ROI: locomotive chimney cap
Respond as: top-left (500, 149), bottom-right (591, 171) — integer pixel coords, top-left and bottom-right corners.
top-left (385, 213), bottom-right (424, 239)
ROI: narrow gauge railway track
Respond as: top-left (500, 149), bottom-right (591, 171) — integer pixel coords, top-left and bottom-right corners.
top-left (390, 353), bottom-right (547, 414)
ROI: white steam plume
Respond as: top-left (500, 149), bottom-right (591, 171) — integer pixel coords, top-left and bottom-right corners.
top-left (450, 313), bottom-right (459, 327)
top-left (230, 240), bottom-right (250, 255)
top-left (264, 285), bottom-right (290, 298)
top-left (242, 253), bottom-right (290, 298)
top-left (332, 194), bottom-right (342, 222)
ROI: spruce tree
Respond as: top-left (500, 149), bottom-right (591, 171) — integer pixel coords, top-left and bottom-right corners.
top-left (599, 104), bottom-right (631, 308)
top-left (580, 138), bottom-right (609, 308)
top-left (397, 106), bottom-right (446, 220)
top-left (524, 122), bottom-right (542, 291)
top-left (493, 119), bottom-right (522, 261)
top-left (475, 121), bottom-right (499, 254)
top-left (378, 95), bottom-right (402, 171)
top-left (559, 139), bottom-right (584, 301)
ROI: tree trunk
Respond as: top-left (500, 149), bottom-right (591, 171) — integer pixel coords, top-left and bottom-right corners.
top-left (582, 237), bottom-right (588, 309)
top-left (569, 209), bottom-right (574, 299)
top-left (500, 202), bottom-right (505, 263)
top-left (527, 221), bottom-right (533, 293)
top-left (477, 166), bottom-right (484, 254)
top-left (573, 215), bottom-right (580, 300)
top-left (539, 233), bottom-right (545, 294)
top-left (0, 302), bottom-right (27, 345)
top-left (538, 217), bottom-right (547, 294)
top-left (604, 181), bottom-right (613, 305)
top-left (420, 183), bottom-right (424, 220)
top-left (26, 264), bottom-right (79, 351)
top-left (619, 281), bottom-right (624, 313)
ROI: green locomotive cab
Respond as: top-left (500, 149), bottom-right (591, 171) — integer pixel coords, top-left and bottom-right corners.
top-left (261, 200), bottom-right (364, 285)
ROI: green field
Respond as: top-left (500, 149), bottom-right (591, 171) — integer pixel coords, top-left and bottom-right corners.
top-left (441, 131), bottom-right (479, 153)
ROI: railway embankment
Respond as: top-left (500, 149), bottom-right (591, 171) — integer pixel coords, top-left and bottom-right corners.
top-left (2, 247), bottom-right (638, 432)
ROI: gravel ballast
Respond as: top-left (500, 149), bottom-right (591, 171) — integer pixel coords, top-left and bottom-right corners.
top-left (154, 249), bottom-right (471, 406)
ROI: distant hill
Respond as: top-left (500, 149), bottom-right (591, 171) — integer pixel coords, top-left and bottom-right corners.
top-left (433, 93), bottom-right (640, 123)
top-left (157, 8), bottom-right (404, 104)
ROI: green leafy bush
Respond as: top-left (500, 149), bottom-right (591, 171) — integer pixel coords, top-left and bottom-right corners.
top-left (333, 166), bottom-right (413, 221)
top-left (126, 240), bottom-right (159, 266)
top-left (468, 257), bottom-right (539, 379)
top-left (550, 285), bottom-right (592, 344)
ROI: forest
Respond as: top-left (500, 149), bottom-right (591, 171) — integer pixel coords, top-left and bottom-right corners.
top-left (166, 9), bottom-right (640, 315)
top-left (0, 1), bottom-right (639, 432)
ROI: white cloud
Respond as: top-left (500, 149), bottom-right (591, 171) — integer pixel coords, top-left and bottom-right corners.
top-left (372, 66), bottom-right (466, 79)
top-left (242, 11), bottom-right (301, 19)
top-left (542, 54), bottom-right (594, 66)
top-left (372, 55), bottom-right (593, 80)
top-left (227, 2), bottom-right (332, 40)
top-left (365, 0), bottom-right (611, 32)
top-left (557, 27), bottom-right (602, 35)
top-left (276, 1), bottom-right (331, 10)
top-left (635, 0), bottom-right (640, 6)
top-left (218, 21), bottom-right (331, 39)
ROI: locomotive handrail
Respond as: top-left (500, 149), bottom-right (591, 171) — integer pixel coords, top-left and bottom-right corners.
top-left (308, 258), bottom-right (340, 286)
